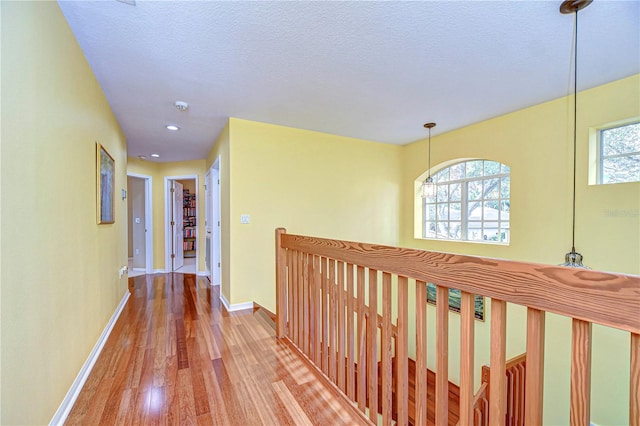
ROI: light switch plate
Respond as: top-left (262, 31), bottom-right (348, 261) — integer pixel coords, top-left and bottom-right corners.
top-left (240, 214), bottom-right (250, 224)
top-left (135, 217), bottom-right (141, 224)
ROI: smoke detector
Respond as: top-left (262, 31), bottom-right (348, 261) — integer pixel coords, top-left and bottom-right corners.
top-left (175, 101), bottom-right (189, 112)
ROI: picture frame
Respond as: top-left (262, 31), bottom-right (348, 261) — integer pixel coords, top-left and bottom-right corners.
top-left (97, 142), bottom-right (115, 224)
top-left (426, 282), bottom-right (485, 321)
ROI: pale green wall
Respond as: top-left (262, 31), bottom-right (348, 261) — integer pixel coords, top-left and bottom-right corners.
top-left (1, 2), bottom-right (128, 424)
top-left (127, 158), bottom-right (207, 272)
top-left (401, 74), bottom-right (639, 426)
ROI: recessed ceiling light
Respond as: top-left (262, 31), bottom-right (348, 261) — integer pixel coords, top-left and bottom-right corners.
top-left (166, 125), bottom-right (179, 131)
top-left (138, 155), bottom-right (146, 159)
top-left (150, 153), bottom-right (160, 158)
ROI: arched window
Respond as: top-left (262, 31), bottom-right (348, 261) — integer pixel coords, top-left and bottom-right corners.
top-left (422, 159), bottom-right (510, 244)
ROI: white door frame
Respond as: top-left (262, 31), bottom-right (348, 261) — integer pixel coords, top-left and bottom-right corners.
top-left (165, 175), bottom-right (199, 273)
top-left (127, 172), bottom-right (153, 273)
top-left (209, 157), bottom-right (221, 286)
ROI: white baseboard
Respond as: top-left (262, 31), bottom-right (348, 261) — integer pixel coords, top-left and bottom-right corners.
top-left (49, 291), bottom-right (131, 426)
top-left (153, 269), bottom-right (166, 274)
top-left (219, 292), bottom-right (253, 312)
top-left (196, 271), bottom-right (208, 277)
top-left (132, 267), bottom-right (145, 272)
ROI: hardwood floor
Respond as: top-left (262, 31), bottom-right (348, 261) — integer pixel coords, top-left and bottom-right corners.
top-left (65, 274), bottom-right (370, 425)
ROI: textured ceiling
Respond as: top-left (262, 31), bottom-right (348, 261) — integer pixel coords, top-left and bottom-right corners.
top-left (58, 0), bottom-right (639, 163)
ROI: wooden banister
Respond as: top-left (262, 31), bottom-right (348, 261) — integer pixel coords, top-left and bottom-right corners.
top-left (275, 229), bottom-right (640, 426)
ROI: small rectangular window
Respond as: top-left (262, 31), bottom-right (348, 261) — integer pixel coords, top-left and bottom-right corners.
top-left (599, 122), bottom-right (640, 184)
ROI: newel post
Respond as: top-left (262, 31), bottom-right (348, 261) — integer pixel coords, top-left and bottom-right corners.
top-left (275, 228), bottom-right (287, 337)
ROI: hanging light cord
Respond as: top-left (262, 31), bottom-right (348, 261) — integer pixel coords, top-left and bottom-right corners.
top-left (571, 8), bottom-right (579, 252)
top-left (428, 127), bottom-right (432, 179)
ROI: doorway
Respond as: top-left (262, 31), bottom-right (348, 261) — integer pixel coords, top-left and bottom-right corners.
top-left (165, 175), bottom-right (198, 273)
top-left (206, 158), bottom-right (221, 285)
top-left (127, 173), bottom-right (153, 277)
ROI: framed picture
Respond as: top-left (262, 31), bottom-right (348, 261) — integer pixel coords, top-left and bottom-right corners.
top-left (426, 282), bottom-right (485, 321)
top-left (97, 143), bottom-right (115, 224)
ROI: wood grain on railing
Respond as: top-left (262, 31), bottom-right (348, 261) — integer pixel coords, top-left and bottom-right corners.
top-left (570, 319), bottom-right (592, 426)
top-left (279, 232), bottom-right (640, 334)
top-left (396, 276), bottom-right (409, 426)
top-left (416, 280), bottom-right (428, 426)
top-left (436, 284), bottom-right (450, 425)
top-left (489, 299), bottom-right (507, 426)
top-left (368, 268), bottom-right (378, 423)
top-left (275, 229), bottom-right (640, 426)
top-left (632, 333), bottom-right (640, 426)
top-left (525, 308), bottom-right (545, 425)
top-left (460, 291), bottom-right (475, 426)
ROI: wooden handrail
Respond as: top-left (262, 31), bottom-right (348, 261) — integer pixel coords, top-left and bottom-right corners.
top-left (275, 228), bottom-right (640, 426)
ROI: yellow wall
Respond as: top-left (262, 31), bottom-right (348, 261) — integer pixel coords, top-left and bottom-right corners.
top-left (206, 118), bottom-right (403, 309)
top-left (1, 2), bottom-right (128, 424)
top-left (127, 158), bottom-right (207, 272)
top-left (401, 74), bottom-right (639, 426)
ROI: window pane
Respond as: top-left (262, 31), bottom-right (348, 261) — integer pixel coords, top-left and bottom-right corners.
top-left (483, 222), bottom-right (499, 241)
top-left (483, 201), bottom-right (499, 220)
top-left (467, 224), bottom-right (482, 241)
top-left (450, 183), bottom-right (462, 201)
top-left (450, 203), bottom-right (462, 221)
top-left (466, 160), bottom-right (483, 178)
top-left (484, 161), bottom-right (501, 176)
top-left (484, 178), bottom-right (499, 199)
top-left (436, 204), bottom-right (449, 220)
top-left (602, 155), bottom-right (640, 184)
top-left (450, 163), bottom-right (466, 180)
top-left (435, 168), bottom-right (450, 183)
top-left (468, 180), bottom-right (482, 201)
top-left (501, 163), bottom-right (511, 174)
top-left (436, 222), bottom-right (449, 239)
top-left (426, 222), bottom-right (436, 238)
top-left (499, 226), bottom-right (510, 243)
top-left (426, 204), bottom-right (436, 221)
top-left (437, 184), bottom-right (449, 200)
top-left (468, 201), bottom-right (482, 220)
top-left (601, 123), bottom-right (640, 156)
top-left (449, 222), bottom-right (462, 239)
top-left (501, 177), bottom-right (510, 198)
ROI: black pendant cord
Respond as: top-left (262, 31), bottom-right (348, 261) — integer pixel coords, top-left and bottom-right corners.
top-left (571, 9), bottom-right (578, 252)
top-left (428, 127), bottom-right (432, 179)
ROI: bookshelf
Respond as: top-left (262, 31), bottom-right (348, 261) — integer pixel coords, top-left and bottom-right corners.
top-left (183, 189), bottom-right (196, 258)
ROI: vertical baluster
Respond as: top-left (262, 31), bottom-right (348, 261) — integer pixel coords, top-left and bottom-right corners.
top-left (368, 269), bottom-right (378, 423)
top-left (337, 261), bottom-right (346, 392)
top-left (302, 252), bottom-right (310, 356)
top-left (308, 255), bottom-right (316, 363)
top-left (321, 256), bottom-right (328, 375)
top-left (288, 249), bottom-right (296, 344)
top-left (297, 251), bottom-right (304, 351)
top-left (570, 319), bottom-right (592, 426)
top-left (525, 308), bottom-right (545, 425)
top-left (329, 259), bottom-right (337, 383)
top-left (275, 228), bottom-right (286, 337)
top-left (357, 266), bottom-right (367, 411)
top-left (631, 333), bottom-right (640, 426)
top-left (381, 272), bottom-right (393, 425)
top-left (396, 276), bottom-right (409, 426)
top-left (459, 291), bottom-right (475, 426)
top-left (435, 285), bottom-right (449, 426)
top-left (313, 255), bottom-right (321, 365)
top-left (489, 298), bottom-right (507, 426)
top-left (415, 280), bottom-right (428, 425)
top-left (346, 263), bottom-right (356, 401)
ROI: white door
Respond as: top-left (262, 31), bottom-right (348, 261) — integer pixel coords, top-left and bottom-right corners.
top-left (211, 164), bottom-right (221, 285)
top-left (172, 180), bottom-right (184, 271)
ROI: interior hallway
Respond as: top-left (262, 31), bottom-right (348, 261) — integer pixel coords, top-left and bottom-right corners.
top-left (65, 274), bottom-right (368, 425)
